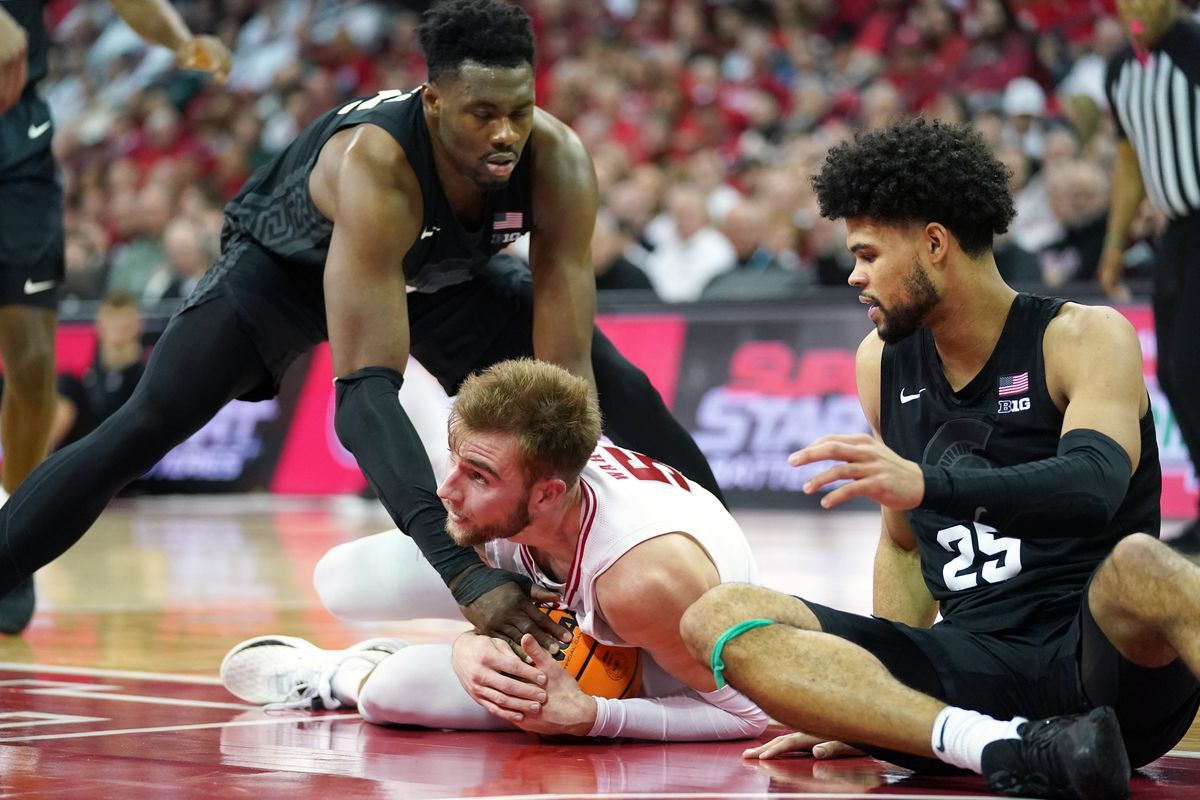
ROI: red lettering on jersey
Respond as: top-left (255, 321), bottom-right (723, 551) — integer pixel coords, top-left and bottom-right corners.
top-left (601, 446), bottom-right (690, 491)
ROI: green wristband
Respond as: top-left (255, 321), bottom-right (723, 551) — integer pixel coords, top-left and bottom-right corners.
top-left (1104, 232), bottom-right (1126, 251)
top-left (710, 618), bottom-right (776, 689)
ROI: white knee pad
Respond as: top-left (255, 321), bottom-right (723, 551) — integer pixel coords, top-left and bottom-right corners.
top-left (313, 529), bottom-right (459, 621)
top-left (357, 644), bottom-right (510, 731)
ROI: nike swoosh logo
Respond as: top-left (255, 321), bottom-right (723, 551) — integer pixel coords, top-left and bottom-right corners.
top-left (900, 388), bottom-right (926, 404)
top-left (935, 715), bottom-right (948, 753)
top-left (23, 279), bottom-right (57, 295)
top-left (27, 121), bottom-right (52, 139)
top-left (419, 226), bottom-right (440, 240)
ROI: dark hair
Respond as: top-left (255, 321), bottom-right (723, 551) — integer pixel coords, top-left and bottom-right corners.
top-left (811, 118), bottom-right (1015, 257)
top-left (417, 0), bottom-right (535, 83)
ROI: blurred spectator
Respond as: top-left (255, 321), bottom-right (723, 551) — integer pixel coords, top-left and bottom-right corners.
top-left (643, 184), bottom-right (735, 302)
top-left (1037, 158), bottom-right (1109, 287)
top-left (144, 216), bottom-right (211, 303)
top-left (1001, 76), bottom-right (1048, 159)
top-left (105, 181), bottom-right (173, 299)
top-left (591, 211), bottom-right (657, 298)
top-left (19, 0), bottom-right (1146, 309)
top-left (52, 291), bottom-right (146, 449)
top-left (701, 199), bottom-right (811, 301)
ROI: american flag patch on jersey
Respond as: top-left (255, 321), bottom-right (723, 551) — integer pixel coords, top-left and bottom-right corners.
top-left (998, 372), bottom-right (1029, 397)
top-left (493, 211), bottom-right (524, 231)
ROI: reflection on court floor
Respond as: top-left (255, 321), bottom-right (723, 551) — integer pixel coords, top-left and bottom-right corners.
top-left (0, 496), bottom-right (1196, 798)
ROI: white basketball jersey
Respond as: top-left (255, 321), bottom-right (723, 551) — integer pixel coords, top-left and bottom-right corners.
top-left (485, 444), bottom-right (760, 648)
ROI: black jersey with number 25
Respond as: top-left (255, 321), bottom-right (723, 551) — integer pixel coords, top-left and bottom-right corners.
top-left (879, 294), bottom-right (1160, 634)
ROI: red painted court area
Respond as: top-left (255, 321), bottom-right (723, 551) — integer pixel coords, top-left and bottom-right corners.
top-left (2, 663), bottom-right (1198, 799)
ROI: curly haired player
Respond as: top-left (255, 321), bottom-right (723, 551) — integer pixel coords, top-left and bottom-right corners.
top-left (682, 118), bottom-right (1200, 799)
top-left (221, 359), bottom-right (767, 742)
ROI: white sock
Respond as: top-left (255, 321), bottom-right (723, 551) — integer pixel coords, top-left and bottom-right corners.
top-left (931, 706), bottom-right (1025, 774)
top-left (330, 656), bottom-right (382, 707)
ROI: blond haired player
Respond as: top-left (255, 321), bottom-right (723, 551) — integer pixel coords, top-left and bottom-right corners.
top-left (222, 359), bottom-right (767, 741)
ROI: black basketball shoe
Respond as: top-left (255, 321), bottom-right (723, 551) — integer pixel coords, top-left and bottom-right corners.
top-left (981, 706), bottom-right (1129, 799)
top-left (0, 576), bottom-right (35, 635)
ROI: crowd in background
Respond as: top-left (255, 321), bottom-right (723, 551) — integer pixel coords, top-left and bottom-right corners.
top-left (41, 0), bottom-right (1160, 307)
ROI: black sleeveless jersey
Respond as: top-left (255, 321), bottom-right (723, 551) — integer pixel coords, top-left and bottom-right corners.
top-left (0, 0), bottom-right (52, 173)
top-left (879, 294), bottom-right (1161, 634)
top-left (221, 88), bottom-right (535, 293)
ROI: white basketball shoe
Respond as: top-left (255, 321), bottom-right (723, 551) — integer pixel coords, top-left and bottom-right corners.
top-left (220, 634), bottom-right (404, 711)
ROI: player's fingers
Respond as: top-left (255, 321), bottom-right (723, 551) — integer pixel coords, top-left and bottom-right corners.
top-left (743, 732), bottom-right (823, 759)
top-left (812, 740), bottom-right (862, 759)
top-left (817, 480), bottom-right (866, 509)
top-left (526, 604), bottom-right (571, 647)
top-left (487, 673), bottom-right (547, 704)
top-left (528, 584), bottom-right (561, 606)
top-left (476, 695), bottom-right (526, 723)
top-left (481, 642), bottom-right (547, 688)
top-left (476, 683), bottom-right (543, 715)
top-left (802, 462), bottom-right (863, 494)
top-left (520, 633), bottom-right (559, 671)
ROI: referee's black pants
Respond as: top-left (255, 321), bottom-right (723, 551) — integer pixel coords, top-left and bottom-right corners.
top-left (1155, 214), bottom-right (1200, 518)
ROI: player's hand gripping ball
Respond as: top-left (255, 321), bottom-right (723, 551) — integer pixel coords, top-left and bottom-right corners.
top-left (542, 608), bottom-right (641, 698)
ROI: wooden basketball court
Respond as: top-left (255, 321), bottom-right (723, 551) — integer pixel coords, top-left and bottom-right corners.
top-left (2, 496), bottom-right (1197, 798)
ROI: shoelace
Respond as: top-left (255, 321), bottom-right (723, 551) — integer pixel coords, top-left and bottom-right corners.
top-left (262, 649), bottom-right (370, 712)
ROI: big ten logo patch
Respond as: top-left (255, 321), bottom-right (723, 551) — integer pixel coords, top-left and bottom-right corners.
top-left (998, 397), bottom-right (1031, 414)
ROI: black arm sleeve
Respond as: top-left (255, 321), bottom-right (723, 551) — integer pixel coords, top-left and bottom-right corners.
top-left (333, 367), bottom-right (520, 603)
top-left (920, 428), bottom-right (1132, 538)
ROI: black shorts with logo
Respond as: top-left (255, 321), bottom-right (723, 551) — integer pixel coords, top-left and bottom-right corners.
top-left (0, 145), bottom-right (63, 310)
top-left (804, 575), bottom-right (1200, 770)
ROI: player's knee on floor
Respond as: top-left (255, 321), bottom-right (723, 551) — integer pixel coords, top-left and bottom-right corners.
top-left (357, 644), bottom-right (502, 730)
top-left (313, 542), bottom-right (361, 620)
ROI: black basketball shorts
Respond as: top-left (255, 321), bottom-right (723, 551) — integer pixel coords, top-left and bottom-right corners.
top-left (0, 148), bottom-right (63, 310)
top-left (804, 584), bottom-right (1200, 769)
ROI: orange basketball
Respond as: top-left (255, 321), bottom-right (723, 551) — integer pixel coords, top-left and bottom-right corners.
top-left (542, 608), bottom-right (642, 699)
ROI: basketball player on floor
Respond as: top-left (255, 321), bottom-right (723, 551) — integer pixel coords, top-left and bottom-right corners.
top-left (0, 0), bottom-right (229, 632)
top-left (221, 360), bottom-right (768, 742)
top-left (0, 0), bottom-right (720, 642)
top-left (680, 119), bottom-right (1200, 800)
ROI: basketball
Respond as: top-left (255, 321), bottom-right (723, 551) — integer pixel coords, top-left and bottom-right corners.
top-left (542, 608), bottom-right (642, 699)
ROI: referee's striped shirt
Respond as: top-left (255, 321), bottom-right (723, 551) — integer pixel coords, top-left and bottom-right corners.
top-left (1106, 15), bottom-right (1200, 220)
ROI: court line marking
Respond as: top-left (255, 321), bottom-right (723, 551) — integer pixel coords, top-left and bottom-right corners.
top-left (0, 712), bottom-right (362, 743)
top-left (0, 679), bottom-right (253, 711)
top-left (1167, 749), bottom-right (1200, 759)
top-left (465, 794), bottom-right (1028, 800)
top-left (0, 661), bottom-right (222, 685)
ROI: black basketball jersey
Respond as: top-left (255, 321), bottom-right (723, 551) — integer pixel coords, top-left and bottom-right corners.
top-left (221, 88), bottom-right (535, 293)
top-left (879, 294), bottom-right (1161, 634)
top-left (0, 0), bottom-right (53, 174)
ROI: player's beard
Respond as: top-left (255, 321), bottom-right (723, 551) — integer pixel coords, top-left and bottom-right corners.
top-left (445, 489), bottom-right (533, 548)
top-left (876, 257), bottom-right (940, 344)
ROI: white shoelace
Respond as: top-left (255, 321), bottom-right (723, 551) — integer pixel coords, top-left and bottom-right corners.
top-left (262, 649), bottom-right (370, 712)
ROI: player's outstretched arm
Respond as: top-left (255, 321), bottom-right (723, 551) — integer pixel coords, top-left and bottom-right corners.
top-left (314, 126), bottom-right (569, 653)
top-left (0, 7), bottom-right (27, 114)
top-left (527, 111), bottom-right (599, 392)
top-left (107, 0), bottom-right (230, 81)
